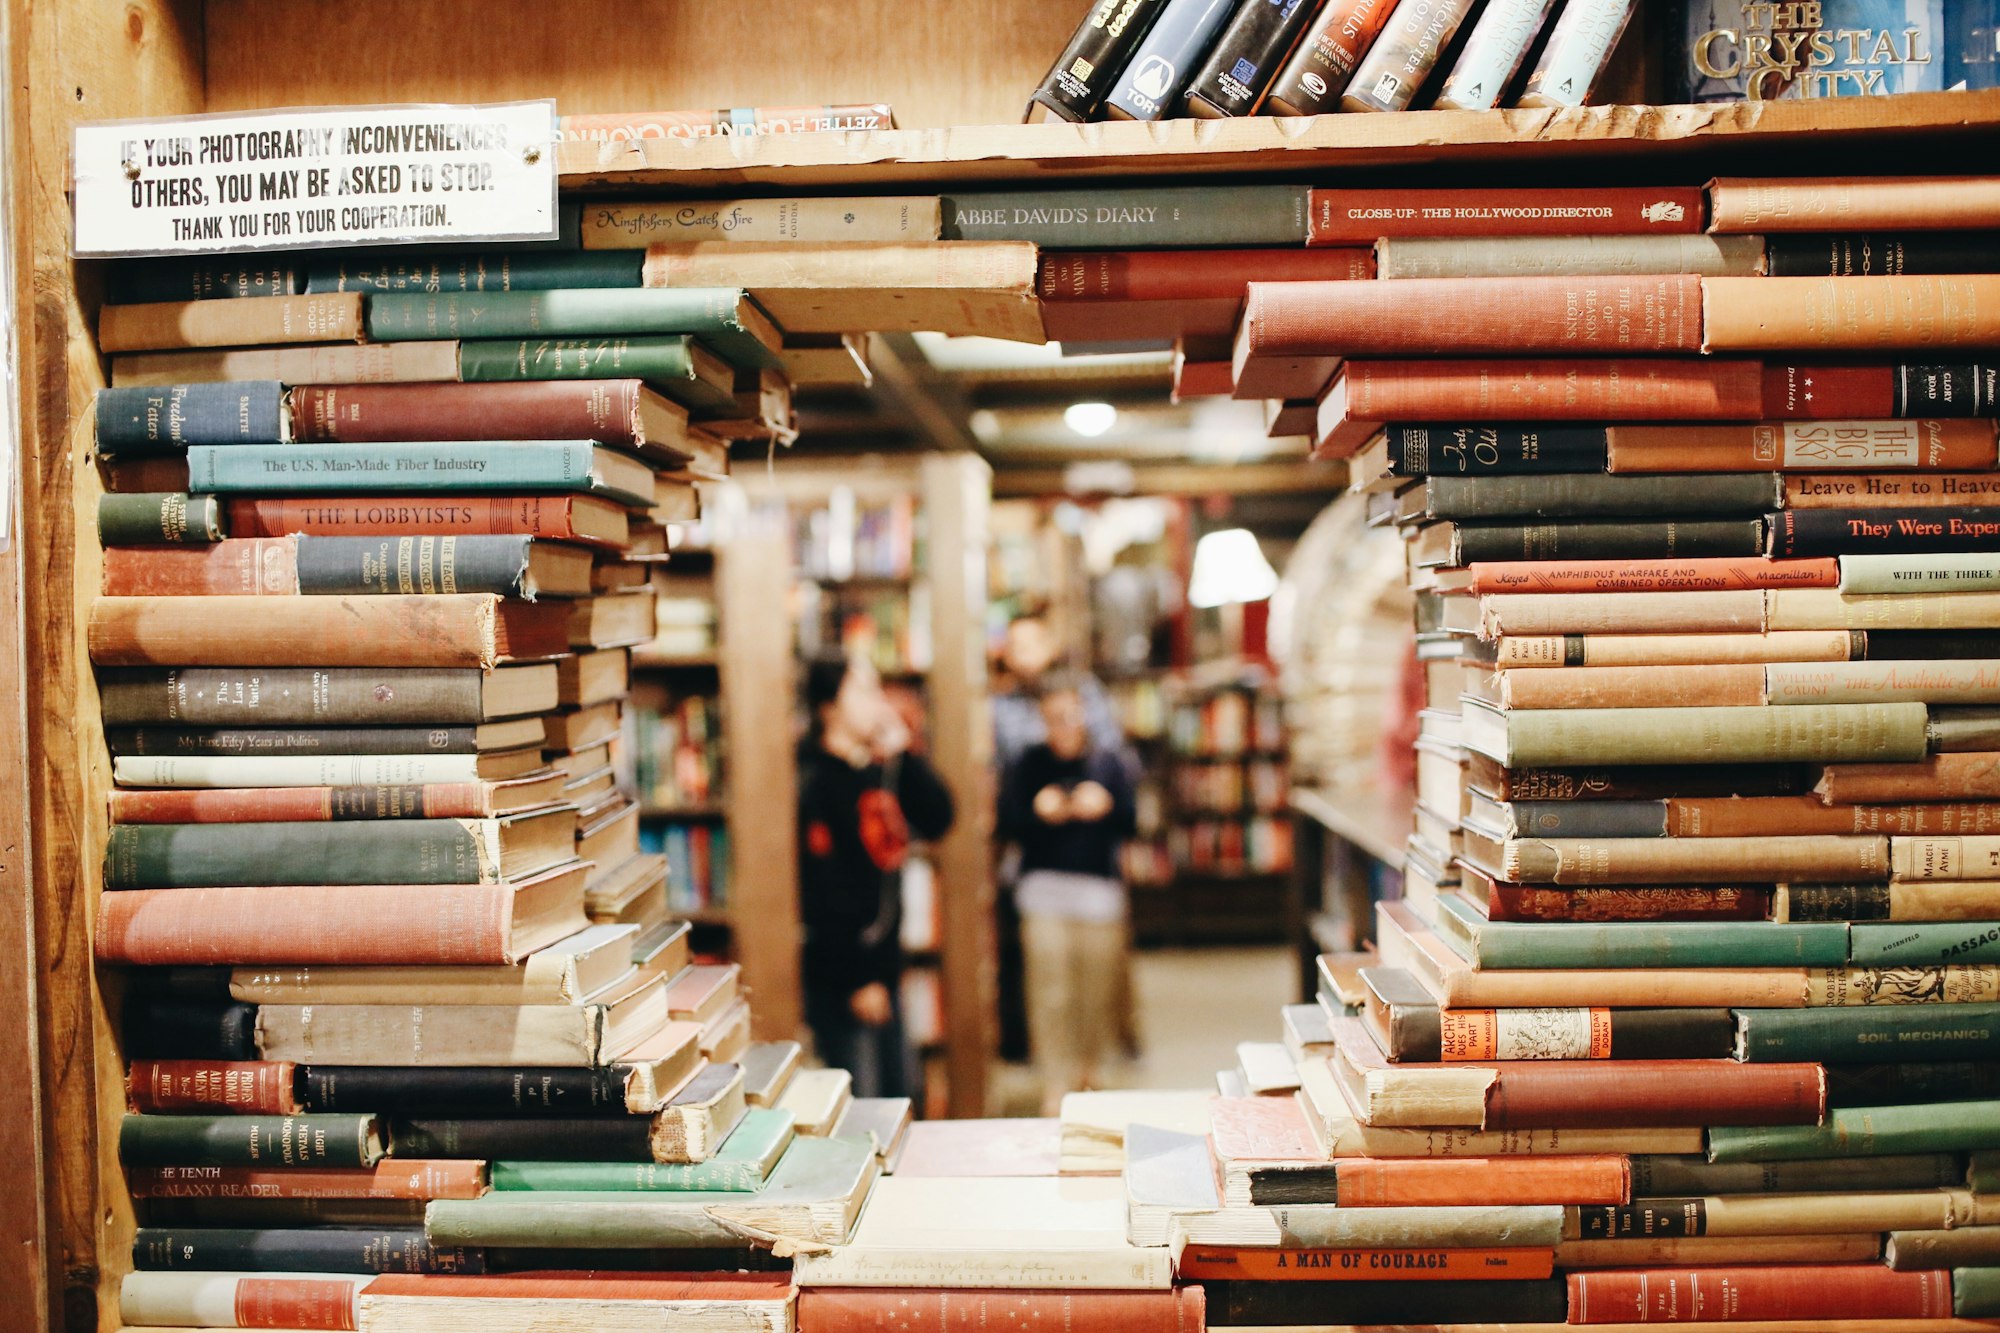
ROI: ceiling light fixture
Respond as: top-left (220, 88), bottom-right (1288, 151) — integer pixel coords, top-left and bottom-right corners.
top-left (1063, 401), bottom-right (1118, 437)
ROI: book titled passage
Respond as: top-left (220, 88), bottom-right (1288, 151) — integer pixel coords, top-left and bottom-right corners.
top-left (73, 101), bottom-right (558, 256)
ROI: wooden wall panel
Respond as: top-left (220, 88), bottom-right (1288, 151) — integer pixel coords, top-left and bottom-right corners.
top-left (202, 0), bottom-right (1085, 131)
top-left (15, 4), bottom-right (206, 1330)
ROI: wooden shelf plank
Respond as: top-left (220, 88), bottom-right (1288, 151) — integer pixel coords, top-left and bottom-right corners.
top-left (559, 93), bottom-right (2000, 193)
top-left (1290, 785), bottom-right (1412, 871)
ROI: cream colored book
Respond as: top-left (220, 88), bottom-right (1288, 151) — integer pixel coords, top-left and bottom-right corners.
top-left (1769, 587), bottom-right (2000, 631)
top-left (111, 340), bottom-right (460, 387)
top-left (229, 923), bottom-right (638, 1006)
top-left (700, 996), bottom-right (754, 1064)
top-left (1236, 1041), bottom-right (1300, 1095)
top-left (777, 1067), bottom-right (853, 1137)
top-left (792, 1176), bottom-right (1173, 1289)
top-left (1892, 834), bottom-right (2000, 881)
top-left (583, 196), bottom-right (941, 247)
top-left (649, 1061), bottom-right (747, 1163)
top-left (1169, 1202), bottom-right (1564, 1249)
top-left (1561, 1189), bottom-right (1981, 1240)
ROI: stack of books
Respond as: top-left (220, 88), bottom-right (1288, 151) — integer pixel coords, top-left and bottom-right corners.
top-left (1195, 171), bottom-right (2000, 1326)
top-left (87, 243), bottom-right (907, 1330)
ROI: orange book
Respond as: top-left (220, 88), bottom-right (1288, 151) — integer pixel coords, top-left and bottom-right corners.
top-left (1492, 663), bottom-right (1766, 710)
top-left (88, 595), bottom-right (569, 668)
top-left (1816, 752), bottom-right (2000, 804)
top-left (1454, 558), bottom-right (1837, 595)
top-left (1606, 419), bottom-right (1997, 473)
top-left (125, 1159), bottom-right (487, 1199)
top-left (1178, 1244), bottom-right (1557, 1281)
top-left (1333, 1154), bottom-right (1630, 1207)
top-left (1704, 275), bottom-right (2000, 352)
top-left (1783, 473), bottom-right (2000, 509)
top-left (1707, 175), bottom-right (2000, 232)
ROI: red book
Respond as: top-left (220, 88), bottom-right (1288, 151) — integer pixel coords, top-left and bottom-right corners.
top-left (121, 1273), bottom-right (363, 1330)
top-left (1239, 274), bottom-right (1705, 362)
top-left (222, 495), bottom-right (629, 548)
top-left (290, 380), bottom-right (688, 458)
top-left (1039, 248), bottom-right (1375, 302)
top-left (1333, 1154), bottom-right (1629, 1207)
top-left (127, 1059), bottom-right (300, 1115)
top-left (797, 1287), bottom-right (1206, 1332)
top-left (1568, 1264), bottom-right (1953, 1324)
top-left (1485, 883), bottom-right (1774, 924)
top-left (1315, 357), bottom-right (1768, 455)
top-left (125, 1159), bottom-right (488, 1200)
top-left (1306, 187), bottom-right (1706, 243)
top-left (1173, 357), bottom-right (1235, 401)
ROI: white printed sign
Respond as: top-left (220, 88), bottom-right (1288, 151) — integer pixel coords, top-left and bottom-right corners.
top-left (72, 101), bottom-right (558, 257)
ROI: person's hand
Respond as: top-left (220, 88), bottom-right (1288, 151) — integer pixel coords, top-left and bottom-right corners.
top-left (869, 703), bottom-right (912, 762)
top-left (1033, 784), bottom-right (1070, 823)
top-left (850, 980), bottom-right (894, 1027)
top-left (1069, 780), bottom-right (1113, 821)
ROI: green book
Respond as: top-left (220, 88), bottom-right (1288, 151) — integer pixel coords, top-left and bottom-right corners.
top-left (1973, 1151), bottom-right (2000, 1193)
top-left (1431, 894), bottom-right (1849, 969)
top-left (305, 249), bottom-right (645, 293)
top-left (99, 493), bottom-right (226, 545)
top-left (120, 1113), bottom-right (384, 1168)
top-left (185, 441), bottom-right (656, 508)
top-left (105, 819), bottom-right (505, 889)
top-left (491, 1108), bottom-right (795, 1192)
top-left (364, 288), bottom-right (782, 371)
top-left (1851, 921), bottom-right (2000, 967)
top-left (1958, 1267), bottom-right (2000, 1319)
top-left (941, 185), bottom-right (1309, 247)
top-left (1461, 700), bottom-right (1931, 768)
top-left (1733, 1004), bottom-right (2000, 1063)
top-left (1707, 1099), bottom-right (2000, 1163)
top-left (428, 1134), bottom-right (875, 1249)
top-left (459, 336), bottom-right (737, 412)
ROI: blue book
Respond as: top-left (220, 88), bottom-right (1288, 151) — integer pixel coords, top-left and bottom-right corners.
top-left (97, 382), bottom-right (285, 452)
top-left (1103, 0), bottom-right (1239, 120)
top-left (185, 441), bottom-right (656, 507)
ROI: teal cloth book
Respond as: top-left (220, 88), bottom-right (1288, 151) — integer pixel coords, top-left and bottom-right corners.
top-left (1851, 921), bottom-right (2000, 967)
top-left (1733, 1003), bottom-right (2000, 1063)
top-left (458, 336), bottom-right (737, 413)
top-left (185, 441), bottom-right (656, 508)
top-left (305, 249), bottom-right (644, 293)
top-left (1431, 893), bottom-right (1850, 969)
top-left (363, 288), bottom-right (781, 371)
top-left (1707, 1099), bottom-right (2000, 1162)
top-left (491, 1107), bottom-right (795, 1192)
top-left (1958, 1267), bottom-right (2000, 1318)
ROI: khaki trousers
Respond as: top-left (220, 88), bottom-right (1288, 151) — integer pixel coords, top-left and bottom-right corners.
top-left (1022, 912), bottom-right (1126, 1097)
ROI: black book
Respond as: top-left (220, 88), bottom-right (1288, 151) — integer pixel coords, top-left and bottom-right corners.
top-left (1893, 364), bottom-right (2000, 417)
top-left (1628, 1152), bottom-right (1965, 1197)
top-left (1027, 0), bottom-right (1174, 121)
top-left (139, 1197), bottom-right (428, 1229)
top-left (1362, 967), bottom-right (1735, 1061)
top-left (1826, 1059), bottom-right (2000, 1108)
top-left (107, 258), bottom-right (304, 303)
top-left (1237, 1163), bottom-right (1338, 1205)
top-left (1420, 518), bottom-right (1766, 565)
top-left (1574, 1200), bottom-right (1706, 1239)
top-left (131, 1227), bottom-right (480, 1275)
top-left (1185, 0), bottom-right (1325, 116)
top-left (1466, 752), bottom-right (1815, 801)
top-left (1769, 506), bottom-right (2000, 557)
top-left (1765, 233), bottom-right (2000, 277)
top-left (1863, 631), bottom-right (2000, 661)
top-left (303, 1066), bottom-right (636, 1117)
top-left (485, 1246), bottom-right (790, 1273)
top-left (1410, 471), bottom-right (1781, 521)
top-left (389, 1117), bottom-right (654, 1161)
top-left (121, 997), bottom-right (258, 1061)
top-left (1382, 424), bottom-right (1610, 476)
top-left (1209, 1278), bottom-right (1568, 1325)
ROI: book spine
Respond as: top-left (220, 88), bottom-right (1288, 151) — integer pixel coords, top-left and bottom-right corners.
top-left (132, 1227), bottom-right (480, 1275)
top-left (1853, 921), bottom-right (2000, 965)
top-left (292, 535), bottom-right (535, 597)
top-left (1183, 1244), bottom-right (1553, 1279)
top-left (1482, 590), bottom-right (1768, 637)
top-left (1264, 0), bottom-right (1399, 114)
top-left (1344, 357), bottom-right (1765, 420)
top-left (103, 539), bottom-right (299, 597)
top-left (1818, 754), bottom-right (2000, 804)
top-left (187, 442), bottom-right (599, 498)
top-left (299, 1065), bottom-right (630, 1116)
top-left (560, 104), bottom-right (894, 139)
top-left (1483, 1061), bottom-right (1825, 1129)
top-left (942, 185), bottom-right (1311, 247)
top-left (304, 250), bottom-right (644, 293)
top-left (111, 341), bottom-right (463, 387)
top-left (1333, 1155), bottom-right (1629, 1207)
top-left (1187, 0), bottom-right (1322, 116)
top-left (96, 382), bottom-right (287, 450)
top-left (1784, 473), bottom-right (2000, 509)
top-left (1516, 0), bottom-right (1637, 107)
top-left (1707, 1099), bottom-right (2000, 1160)
top-left (457, 337), bottom-right (694, 386)
top-left (1341, 0), bottom-right (1481, 111)
top-left (1496, 837), bottom-right (1888, 888)
top-left (1888, 1227), bottom-right (2000, 1269)
top-left (797, 1289), bottom-right (1204, 1331)
top-left (1101, 0), bottom-right (1239, 120)
top-left (1452, 519), bottom-right (1767, 563)
top-left (108, 259), bottom-right (303, 303)
top-left (1377, 234), bottom-right (1765, 280)
top-left (259, 1005), bottom-right (597, 1067)
top-left (1491, 760), bottom-right (1813, 801)
top-left (1487, 885), bottom-right (1773, 925)
top-left (98, 293), bottom-right (365, 354)
top-left (119, 1113), bottom-right (383, 1168)
top-left (1767, 235), bottom-right (2000, 278)
top-left (488, 1158), bottom-right (764, 1191)
top-left (124, 998), bottom-right (261, 1061)
top-left (1211, 1276), bottom-right (1568, 1324)
top-left (1499, 798), bottom-right (1669, 837)
top-left (1767, 660), bottom-right (2000, 706)
top-left (1464, 557), bottom-right (1837, 594)
top-left (365, 290), bottom-right (777, 372)
top-left (126, 1060), bottom-right (301, 1115)
top-left (1670, 796), bottom-right (2000, 837)
top-left (1386, 424), bottom-right (1609, 475)
top-left (112, 755), bottom-right (487, 789)
top-left (96, 666), bottom-right (490, 727)
top-left (1608, 420), bottom-right (1999, 473)
top-left (118, 1271), bottom-right (361, 1330)
top-left (104, 820), bottom-right (490, 889)
top-left (109, 785), bottom-right (492, 822)
top-left (291, 381), bottom-right (641, 447)
top-left (1932, 708), bottom-right (2000, 753)
top-left (1736, 1003), bottom-right (2000, 1061)
top-left (96, 885), bottom-right (516, 966)
top-left (1842, 552), bottom-right (2000, 594)
top-left (1497, 662), bottom-right (1766, 709)
top-left (1958, 1266), bottom-right (2000, 1318)
top-left (1705, 276), bottom-right (2000, 353)
top-left (123, 1159), bottom-right (487, 1200)
top-left (99, 493), bottom-right (228, 545)
top-left (1466, 914), bottom-right (1852, 967)
top-left (587, 197), bottom-right (936, 247)
top-left (1556, 1234), bottom-right (1885, 1269)
top-left (1027, 0), bottom-right (1173, 120)
top-left (1495, 630), bottom-right (1858, 668)
top-left (1567, 1264), bottom-right (1952, 1323)
top-left (1434, 0), bottom-right (1557, 111)
top-left (1435, 1006), bottom-right (1611, 1059)
top-left (1805, 964), bottom-right (2000, 1007)
top-left (1495, 701), bottom-right (1931, 767)
top-left (387, 1117), bottom-right (654, 1161)
top-left (1631, 1151), bottom-right (1963, 1197)
top-left (221, 496), bottom-right (598, 543)
top-left (1424, 471), bottom-right (1779, 518)
top-left (107, 726), bottom-right (478, 758)
top-left (1708, 178), bottom-right (2000, 234)
top-left (1036, 248), bottom-right (1374, 302)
